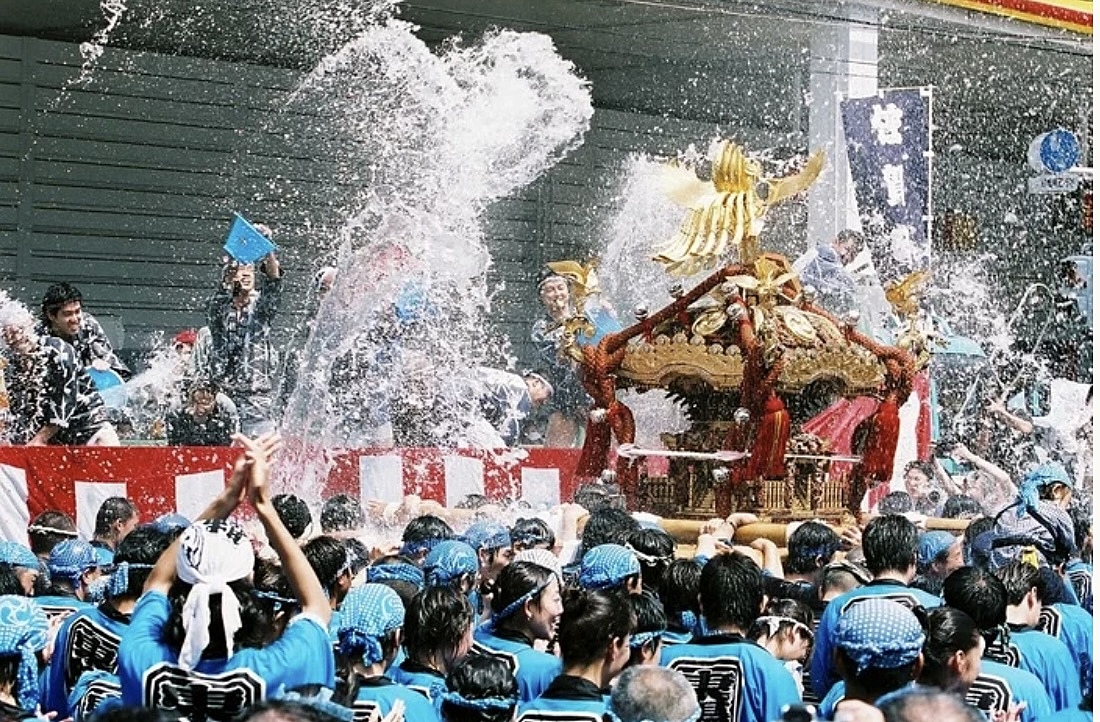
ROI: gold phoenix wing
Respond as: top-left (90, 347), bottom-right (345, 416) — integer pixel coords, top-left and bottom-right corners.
top-left (653, 143), bottom-right (825, 276)
top-left (884, 270), bottom-right (930, 318)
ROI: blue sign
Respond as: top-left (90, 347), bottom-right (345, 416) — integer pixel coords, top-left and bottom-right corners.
top-left (840, 89), bottom-right (931, 277)
top-left (1029, 129), bottom-right (1080, 174)
top-left (223, 213), bottom-right (277, 264)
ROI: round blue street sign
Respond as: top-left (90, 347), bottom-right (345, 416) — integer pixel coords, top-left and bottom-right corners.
top-left (1037, 128), bottom-right (1080, 173)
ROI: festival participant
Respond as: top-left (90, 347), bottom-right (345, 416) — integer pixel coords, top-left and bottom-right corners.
top-left (510, 518), bottom-right (555, 553)
top-left (302, 536), bottom-right (355, 633)
top-left (876, 687), bottom-right (990, 722)
top-left (471, 367), bottom-right (553, 446)
top-left (0, 595), bottom-right (51, 717)
top-left (661, 552), bottom-right (801, 722)
top-left (623, 590), bottom-right (666, 669)
top-left (472, 561), bottom-right (562, 704)
top-left (940, 567), bottom-right (1056, 721)
top-left (911, 530), bottom-right (963, 596)
top-left (28, 511), bottom-right (78, 570)
top-left (440, 655), bottom-right (518, 722)
top-left (657, 558), bottom-right (702, 644)
top-left (1, 319), bottom-right (118, 446)
top-left (517, 587), bottom-right (634, 721)
top-left (165, 378), bottom-right (240, 446)
top-left (41, 525), bottom-right (172, 718)
top-left (38, 539), bottom-right (101, 623)
top-left (400, 515), bottom-right (454, 565)
top-left (424, 541), bottom-right (481, 602)
top-left (273, 494), bottom-right (313, 542)
top-left (0, 541), bottom-right (40, 596)
top-left (990, 561), bottom-right (1082, 709)
top-left (206, 245), bottom-right (283, 436)
top-left (624, 527), bottom-right (674, 592)
top-left (577, 508), bottom-right (639, 558)
top-left (462, 521), bottom-right (514, 585)
top-left (918, 606), bottom-right (1051, 722)
top-left (391, 586), bottom-right (475, 703)
top-left (810, 515), bottom-right (942, 699)
top-left (90, 497), bottom-right (139, 567)
top-left (897, 461), bottom-right (943, 517)
top-left (334, 583), bottom-right (438, 721)
top-left (819, 560), bottom-right (872, 603)
top-left (38, 282), bottom-right (130, 379)
top-left (817, 598), bottom-right (925, 715)
top-left (606, 666), bottom-right (700, 722)
top-left (530, 271), bottom-right (590, 448)
top-left (796, 229), bottom-right (862, 313)
top-left (762, 520), bottom-right (844, 614)
top-left (1064, 504), bottom-right (1092, 613)
top-left (747, 598), bottom-right (815, 695)
top-left (577, 544), bottom-right (642, 595)
top-left (117, 434), bottom-right (334, 721)
top-left (320, 495), bottom-right (367, 537)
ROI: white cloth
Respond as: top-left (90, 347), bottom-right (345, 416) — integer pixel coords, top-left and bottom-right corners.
top-left (175, 520), bottom-right (256, 670)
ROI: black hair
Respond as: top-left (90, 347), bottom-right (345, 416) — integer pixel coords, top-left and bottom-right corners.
top-left (942, 567), bottom-right (1007, 643)
top-left (251, 557), bottom-right (295, 619)
top-left (319, 494), bottom-right (364, 533)
top-left (1034, 564), bottom-right (1076, 606)
top-left (625, 527), bottom-right (674, 591)
top-left (403, 586), bottom-right (475, 668)
top-left (786, 521), bottom-right (842, 574)
top-left (659, 558), bottom-right (701, 632)
top-left (186, 376), bottom-right (221, 397)
top-left (626, 590), bottom-right (667, 667)
top-left (510, 517), bottom-right (555, 551)
top-left (835, 646), bottom-right (920, 702)
top-left (302, 536), bottom-right (350, 597)
top-left (342, 538), bottom-right (371, 577)
top-left (1068, 504), bottom-right (1092, 558)
top-left (41, 282), bottom-right (82, 321)
top-left (441, 655), bottom-right (517, 722)
top-left (581, 507), bottom-right (640, 553)
top-left (0, 564), bottom-right (24, 595)
top-left (572, 482), bottom-right (626, 513)
top-left (942, 495), bottom-right (984, 520)
top-left (237, 697), bottom-right (349, 722)
top-left (862, 514), bottom-right (919, 576)
top-left (403, 515), bottom-right (454, 544)
top-left (273, 494), bottom-right (312, 539)
top-left (747, 597), bottom-right (814, 644)
top-left (904, 460), bottom-right (936, 481)
top-left (992, 560), bottom-right (1039, 606)
top-left (93, 497), bottom-right (138, 538)
top-left (918, 606), bottom-right (981, 691)
top-left (112, 524), bottom-right (173, 599)
top-left (878, 491), bottom-right (915, 515)
top-left (558, 587), bottom-right (635, 668)
top-left (878, 687), bottom-right (986, 722)
top-left (27, 510), bottom-right (77, 557)
top-left (962, 517), bottom-right (996, 568)
top-left (821, 561), bottom-right (871, 598)
top-left (699, 552), bottom-right (763, 632)
top-left (164, 576), bottom-right (273, 655)
top-left (88, 705), bottom-right (183, 722)
top-left (490, 561), bottom-right (556, 627)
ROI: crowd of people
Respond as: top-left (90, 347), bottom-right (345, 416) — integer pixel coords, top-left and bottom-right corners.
top-left (0, 430), bottom-right (1090, 722)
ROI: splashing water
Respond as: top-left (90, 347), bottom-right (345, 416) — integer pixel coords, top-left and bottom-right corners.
top-left (275, 17), bottom-right (592, 493)
top-left (76, 0), bottom-right (129, 85)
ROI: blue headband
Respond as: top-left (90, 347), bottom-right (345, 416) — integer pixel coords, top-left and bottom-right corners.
top-left (366, 562), bottom-right (425, 589)
top-left (489, 579), bottom-right (551, 630)
top-left (400, 536), bottom-right (447, 558)
top-left (440, 691), bottom-right (517, 712)
top-left (629, 630), bottom-right (663, 649)
top-left (107, 562), bottom-right (154, 598)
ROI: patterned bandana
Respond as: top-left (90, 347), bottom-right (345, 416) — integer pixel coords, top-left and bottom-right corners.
top-left (0, 540), bottom-right (38, 569)
top-left (578, 544), bottom-right (640, 590)
top-left (835, 598), bottom-right (925, 674)
top-left (175, 519), bottom-right (255, 670)
top-left (337, 583), bottom-right (405, 666)
top-left (917, 531), bottom-right (957, 568)
top-left (366, 561), bottom-right (425, 589)
top-left (0, 595), bottom-right (49, 712)
top-left (440, 690), bottom-right (517, 712)
top-left (47, 539), bottom-right (99, 584)
top-left (463, 521), bottom-right (511, 552)
top-left (514, 548), bottom-right (564, 582)
top-left (424, 540), bottom-right (479, 588)
top-left (107, 562), bottom-right (155, 598)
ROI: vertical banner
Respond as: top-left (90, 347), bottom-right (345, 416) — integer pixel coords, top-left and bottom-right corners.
top-left (840, 89), bottom-right (931, 278)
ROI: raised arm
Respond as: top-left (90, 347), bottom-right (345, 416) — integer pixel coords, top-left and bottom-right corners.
top-left (245, 433), bottom-right (331, 624)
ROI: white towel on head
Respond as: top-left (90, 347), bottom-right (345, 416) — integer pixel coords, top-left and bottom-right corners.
top-left (175, 519), bottom-right (256, 670)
